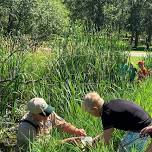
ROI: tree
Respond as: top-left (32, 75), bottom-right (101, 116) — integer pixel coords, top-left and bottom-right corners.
top-left (143, 2), bottom-right (152, 49)
top-left (103, 0), bottom-right (129, 33)
top-left (64, 0), bottom-right (108, 31)
top-left (126, 0), bottom-right (152, 49)
top-left (0, 0), bottom-right (69, 42)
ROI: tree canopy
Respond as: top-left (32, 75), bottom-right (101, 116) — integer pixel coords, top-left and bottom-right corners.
top-left (0, 0), bottom-right (151, 48)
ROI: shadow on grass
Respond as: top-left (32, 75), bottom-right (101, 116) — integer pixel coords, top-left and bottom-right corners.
top-left (132, 46), bottom-right (152, 51)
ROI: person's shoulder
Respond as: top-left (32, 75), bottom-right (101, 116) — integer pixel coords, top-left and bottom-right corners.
top-left (51, 112), bottom-right (64, 120)
top-left (108, 99), bottom-right (134, 105)
top-left (20, 112), bottom-right (30, 120)
top-left (103, 99), bottom-right (123, 108)
top-left (108, 99), bottom-right (127, 103)
top-left (19, 120), bottom-right (36, 131)
top-left (19, 112), bottom-right (39, 130)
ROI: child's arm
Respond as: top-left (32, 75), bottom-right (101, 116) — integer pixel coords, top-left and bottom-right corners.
top-left (93, 128), bottom-right (114, 145)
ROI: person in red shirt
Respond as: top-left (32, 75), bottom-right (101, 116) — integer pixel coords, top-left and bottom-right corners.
top-left (137, 61), bottom-right (149, 80)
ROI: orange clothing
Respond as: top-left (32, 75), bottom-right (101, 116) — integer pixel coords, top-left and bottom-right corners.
top-left (138, 68), bottom-right (149, 80)
top-left (137, 61), bottom-right (150, 80)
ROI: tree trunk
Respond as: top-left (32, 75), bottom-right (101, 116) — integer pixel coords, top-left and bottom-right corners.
top-left (146, 32), bottom-right (152, 50)
top-left (6, 12), bottom-right (14, 35)
top-left (130, 32), bottom-right (134, 46)
top-left (6, 2), bottom-right (16, 36)
top-left (134, 32), bottom-right (139, 48)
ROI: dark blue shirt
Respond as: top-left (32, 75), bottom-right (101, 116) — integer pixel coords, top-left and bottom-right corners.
top-left (101, 99), bottom-right (151, 132)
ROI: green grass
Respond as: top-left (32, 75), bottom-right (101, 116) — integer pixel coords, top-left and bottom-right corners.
top-left (129, 54), bottom-right (152, 70)
top-left (0, 29), bottom-right (152, 152)
top-left (129, 56), bottom-right (144, 68)
top-left (28, 77), bottom-right (152, 152)
top-left (21, 77), bottom-right (152, 152)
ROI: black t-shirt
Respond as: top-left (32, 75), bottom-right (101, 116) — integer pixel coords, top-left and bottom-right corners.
top-left (101, 99), bottom-right (151, 132)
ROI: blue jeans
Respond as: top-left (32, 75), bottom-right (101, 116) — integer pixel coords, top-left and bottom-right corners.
top-left (117, 131), bottom-right (149, 152)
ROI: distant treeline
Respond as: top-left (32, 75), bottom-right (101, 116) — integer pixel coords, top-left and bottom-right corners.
top-left (0, 0), bottom-right (152, 48)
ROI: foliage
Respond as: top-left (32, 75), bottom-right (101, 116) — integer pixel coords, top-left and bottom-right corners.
top-left (103, 0), bottom-right (129, 31)
top-left (64, 0), bottom-right (107, 31)
top-left (0, 0), bottom-right (69, 42)
top-left (0, 24), bottom-right (128, 113)
top-left (0, 0), bottom-right (152, 151)
top-left (64, 0), bottom-right (152, 48)
top-left (0, 0), bottom-right (152, 48)
top-left (0, 28), bottom-right (152, 151)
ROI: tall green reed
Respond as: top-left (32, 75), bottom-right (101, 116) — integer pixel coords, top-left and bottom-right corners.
top-left (45, 25), bottom-right (129, 113)
top-left (1, 25), bottom-right (152, 151)
top-left (0, 24), bottom-right (130, 117)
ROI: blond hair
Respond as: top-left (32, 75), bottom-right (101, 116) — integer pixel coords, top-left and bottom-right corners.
top-left (83, 92), bottom-right (104, 111)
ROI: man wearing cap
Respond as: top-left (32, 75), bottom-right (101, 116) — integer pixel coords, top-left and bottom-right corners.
top-left (16, 98), bottom-right (86, 151)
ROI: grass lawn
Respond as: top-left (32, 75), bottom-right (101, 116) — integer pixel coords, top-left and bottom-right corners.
top-left (129, 56), bottom-right (144, 68)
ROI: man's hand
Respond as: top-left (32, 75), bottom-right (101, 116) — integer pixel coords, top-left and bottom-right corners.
top-left (140, 126), bottom-right (152, 136)
top-left (59, 121), bottom-right (87, 136)
top-left (75, 128), bottom-right (87, 136)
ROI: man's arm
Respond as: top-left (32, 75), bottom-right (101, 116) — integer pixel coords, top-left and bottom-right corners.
top-left (93, 128), bottom-right (114, 145)
top-left (51, 112), bottom-right (86, 136)
top-left (140, 125), bottom-right (152, 135)
top-left (103, 128), bottom-right (114, 144)
top-left (59, 122), bottom-right (86, 136)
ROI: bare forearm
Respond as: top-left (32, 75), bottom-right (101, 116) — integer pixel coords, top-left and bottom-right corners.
top-left (60, 122), bottom-right (86, 136)
top-left (93, 134), bottom-right (103, 144)
top-left (93, 134), bottom-right (110, 145)
top-left (103, 128), bottom-right (114, 144)
top-left (61, 123), bottom-right (77, 134)
top-left (93, 128), bottom-right (114, 145)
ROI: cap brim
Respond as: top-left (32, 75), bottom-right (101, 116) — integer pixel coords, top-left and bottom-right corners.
top-left (44, 105), bottom-right (55, 116)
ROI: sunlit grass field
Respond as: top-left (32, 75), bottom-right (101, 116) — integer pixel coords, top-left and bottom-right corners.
top-left (0, 29), bottom-right (152, 152)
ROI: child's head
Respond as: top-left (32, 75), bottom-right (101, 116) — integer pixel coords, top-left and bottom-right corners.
top-left (138, 61), bottom-right (144, 68)
top-left (82, 92), bottom-right (104, 117)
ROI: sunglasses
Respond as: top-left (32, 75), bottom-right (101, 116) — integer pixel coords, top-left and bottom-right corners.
top-left (39, 112), bottom-right (50, 117)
